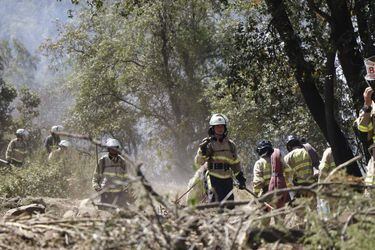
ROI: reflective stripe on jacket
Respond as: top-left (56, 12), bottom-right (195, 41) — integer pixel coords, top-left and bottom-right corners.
top-left (194, 137), bottom-right (241, 179)
top-left (5, 138), bottom-right (28, 164)
top-left (356, 106), bottom-right (375, 141)
top-left (92, 154), bottom-right (129, 193)
top-left (284, 147), bottom-right (314, 185)
top-left (252, 157), bottom-right (272, 196)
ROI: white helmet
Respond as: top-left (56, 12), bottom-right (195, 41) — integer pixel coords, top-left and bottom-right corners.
top-left (16, 129), bottom-right (29, 138)
top-left (106, 138), bottom-right (121, 149)
top-left (59, 140), bottom-right (71, 148)
top-left (51, 125), bottom-right (64, 133)
top-left (209, 114), bottom-right (229, 126)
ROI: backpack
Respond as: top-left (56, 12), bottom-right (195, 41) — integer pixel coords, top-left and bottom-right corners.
top-left (303, 143), bottom-right (320, 169)
top-left (268, 148), bottom-right (290, 208)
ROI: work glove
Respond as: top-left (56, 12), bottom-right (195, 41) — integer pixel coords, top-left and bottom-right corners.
top-left (236, 172), bottom-right (247, 190)
top-left (94, 185), bottom-right (102, 192)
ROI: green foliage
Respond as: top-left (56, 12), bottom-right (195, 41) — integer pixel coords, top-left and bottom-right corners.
top-left (46, 0), bottom-right (371, 174)
top-left (0, 150), bottom-right (94, 198)
top-left (47, 0), bottom-right (228, 171)
top-left (15, 86), bottom-right (41, 128)
top-left (0, 80), bottom-right (17, 149)
top-left (0, 39), bottom-right (39, 88)
top-left (204, 3), bottom-right (327, 167)
top-left (344, 219), bottom-right (375, 249)
top-left (12, 86), bottom-right (42, 150)
top-left (0, 161), bottom-right (68, 198)
top-left (0, 39), bottom-right (41, 154)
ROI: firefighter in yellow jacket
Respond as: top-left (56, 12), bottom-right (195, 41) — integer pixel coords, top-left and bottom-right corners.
top-left (48, 140), bottom-right (71, 162)
top-left (318, 147), bottom-right (336, 181)
top-left (253, 140), bottom-right (292, 197)
top-left (356, 86), bottom-right (375, 193)
top-left (5, 129), bottom-right (29, 167)
top-left (284, 135), bottom-right (315, 187)
top-left (92, 138), bottom-right (133, 208)
top-left (253, 140), bottom-right (273, 197)
top-left (194, 114), bottom-right (246, 203)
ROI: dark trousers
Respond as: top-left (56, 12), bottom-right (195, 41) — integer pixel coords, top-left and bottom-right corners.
top-left (208, 175), bottom-right (234, 203)
top-left (99, 191), bottom-right (130, 210)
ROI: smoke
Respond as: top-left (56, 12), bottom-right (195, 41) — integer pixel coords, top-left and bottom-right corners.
top-left (0, 0), bottom-right (80, 131)
top-left (0, 0), bottom-right (77, 54)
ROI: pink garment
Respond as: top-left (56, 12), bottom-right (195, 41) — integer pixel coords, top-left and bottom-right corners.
top-left (268, 148), bottom-right (290, 208)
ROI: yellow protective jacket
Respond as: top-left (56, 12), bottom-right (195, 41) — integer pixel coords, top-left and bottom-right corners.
top-left (356, 107), bottom-right (375, 141)
top-left (318, 147), bottom-right (336, 181)
top-left (356, 108), bottom-right (375, 186)
top-left (252, 157), bottom-right (272, 196)
top-left (5, 138), bottom-right (28, 165)
top-left (284, 147), bottom-right (314, 185)
top-left (253, 154), bottom-right (293, 196)
top-left (194, 137), bottom-right (242, 179)
top-left (92, 154), bottom-right (129, 193)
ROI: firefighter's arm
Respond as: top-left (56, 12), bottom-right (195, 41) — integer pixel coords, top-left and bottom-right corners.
top-left (357, 110), bottom-right (374, 133)
top-left (5, 140), bottom-right (14, 161)
top-left (194, 147), bottom-right (208, 170)
top-left (283, 154), bottom-right (295, 187)
top-left (357, 88), bottom-right (374, 132)
top-left (227, 141), bottom-right (241, 174)
top-left (318, 148), bottom-right (334, 181)
top-left (227, 144), bottom-right (246, 189)
top-left (92, 158), bottom-right (104, 191)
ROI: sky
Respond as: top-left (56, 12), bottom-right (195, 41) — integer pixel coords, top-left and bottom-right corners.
top-left (0, 0), bottom-right (81, 127)
top-left (0, 0), bottom-right (78, 53)
top-left (0, 0), bottom-right (81, 88)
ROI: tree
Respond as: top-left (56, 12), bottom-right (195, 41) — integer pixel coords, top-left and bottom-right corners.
top-left (205, 3), bottom-right (328, 167)
top-left (15, 86), bottom-right (41, 129)
top-left (48, 0), bottom-right (228, 174)
top-left (0, 39), bottom-right (39, 89)
top-left (259, 0), bottom-right (375, 176)
top-left (0, 57), bottom-right (17, 153)
top-left (13, 86), bottom-right (41, 150)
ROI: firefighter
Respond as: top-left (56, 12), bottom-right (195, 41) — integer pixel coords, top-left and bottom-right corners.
top-left (284, 135), bottom-right (315, 187)
top-left (194, 114), bottom-right (246, 203)
top-left (317, 147), bottom-right (336, 219)
top-left (318, 147), bottom-right (336, 181)
top-left (253, 140), bottom-right (274, 197)
top-left (48, 140), bottom-right (71, 162)
top-left (92, 138), bottom-right (133, 209)
top-left (45, 125), bottom-right (63, 154)
top-left (357, 86), bottom-right (375, 195)
top-left (5, 129), bottom-right (29, 167)
top-left (301, 138), bottom-right (320, 176)
top-left (357, 56), bottom-right (375, 196)
top-left (253, 140), bottom-right (293, 194)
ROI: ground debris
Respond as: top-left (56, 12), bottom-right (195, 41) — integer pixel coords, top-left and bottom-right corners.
top-left (0, 181), bottom-right (374, 249)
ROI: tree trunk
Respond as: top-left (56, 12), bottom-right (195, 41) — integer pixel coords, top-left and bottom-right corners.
top-left (326, 0), bottom-right (367, 111)
top-left (264, 0), bottom-right (361, 176)
top-left (324, 48), bottom-right (358, 175)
